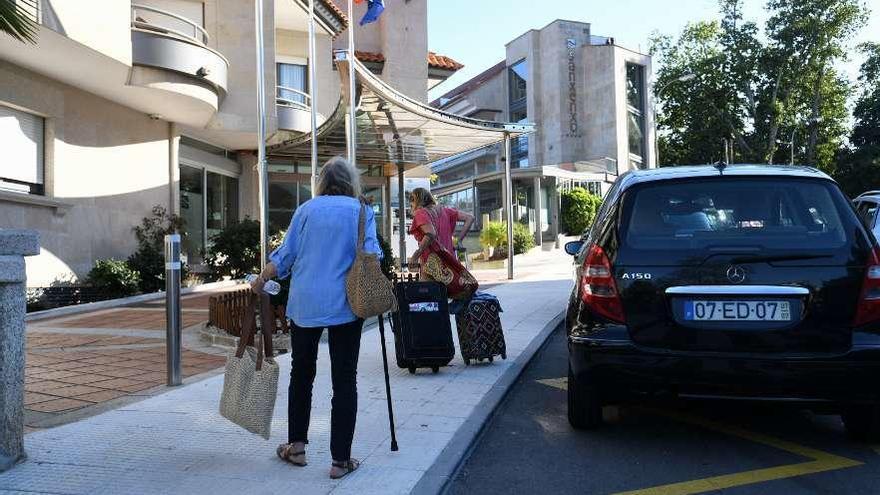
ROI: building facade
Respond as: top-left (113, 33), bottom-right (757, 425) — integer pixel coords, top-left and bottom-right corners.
top-left (430, 19), bottom-right (656, 244)
top-left (0, 0), bottom-right (460, 287)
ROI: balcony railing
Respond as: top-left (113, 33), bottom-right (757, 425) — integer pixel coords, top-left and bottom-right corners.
top-left (276, 86), bottom-right (312, 112)
top-left (131, 3), bottom-right (209, 47)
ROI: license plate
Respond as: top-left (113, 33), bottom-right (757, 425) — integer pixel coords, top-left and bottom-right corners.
top-left (684, 300), bottom-right (791, 321)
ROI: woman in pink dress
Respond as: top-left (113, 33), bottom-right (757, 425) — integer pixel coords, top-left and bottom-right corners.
top-left (407, 188), bottom-right (478, 298)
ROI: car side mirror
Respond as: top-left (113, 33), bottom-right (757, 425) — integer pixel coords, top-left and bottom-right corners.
top-left (564, 240), bottom-right (583, 256)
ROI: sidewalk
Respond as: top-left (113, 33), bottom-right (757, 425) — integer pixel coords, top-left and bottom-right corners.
top-left (5, 252), bottom-right (573, 495)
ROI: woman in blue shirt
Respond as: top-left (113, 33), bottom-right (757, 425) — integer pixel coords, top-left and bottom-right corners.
top-left (250, 157), bottom-right (381, 479)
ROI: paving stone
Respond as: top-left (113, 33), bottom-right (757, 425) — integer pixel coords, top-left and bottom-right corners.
top-left (76, 390), bottom-right (128, 403)
top-left (26, 398), bottom-right (92, 413)
top-left (26, 380), bottom-right (72, 394)
top-left (23, 392), bottom-right (56, 406)
top-left (93, 367), bottom-right (145, 378)
top-left (43, 384), bottom-right (107, 398)
top-left (52, 374), bottom-right (117, 386)
top-left (91, 378), bottom-right (147, 390)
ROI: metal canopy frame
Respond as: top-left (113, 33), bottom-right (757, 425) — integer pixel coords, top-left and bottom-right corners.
top-left (266, 51), bottom-right (535, 279)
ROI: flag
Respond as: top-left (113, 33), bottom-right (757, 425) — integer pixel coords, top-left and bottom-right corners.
top-left (359, 0), bottom-right (384, 25)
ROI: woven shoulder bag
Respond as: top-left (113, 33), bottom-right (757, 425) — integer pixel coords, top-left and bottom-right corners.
top-left (346, 202), bottom-right (398, 318)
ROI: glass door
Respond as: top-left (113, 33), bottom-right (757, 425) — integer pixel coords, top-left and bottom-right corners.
top-left (179, 165), bottom-right (204, 264)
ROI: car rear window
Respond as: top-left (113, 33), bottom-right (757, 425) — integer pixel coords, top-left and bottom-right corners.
top-left (622, 178), bottom-right (857, 252)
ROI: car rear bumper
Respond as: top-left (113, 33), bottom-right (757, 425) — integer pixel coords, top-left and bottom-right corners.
top-left (569, 327), bottom-right (880, 405)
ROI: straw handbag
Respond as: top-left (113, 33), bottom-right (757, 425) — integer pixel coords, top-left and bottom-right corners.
top-left (219, 293), bottom-right (279, 439)
top-left (346, 202), bottom-right (398, 318)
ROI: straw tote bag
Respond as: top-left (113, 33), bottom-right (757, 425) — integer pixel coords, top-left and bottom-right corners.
top-left (346, 202), bottom-right (398, 318)
top-left (219, 293), bottom-right (279, 439)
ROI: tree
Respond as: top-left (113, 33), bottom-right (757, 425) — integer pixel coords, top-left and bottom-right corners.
top-left (0, 0), bottom-right (38, 43)
top-left (653, 0), bottom-right (867, 172)
top-left (833, 42), bottom-right (880, 196)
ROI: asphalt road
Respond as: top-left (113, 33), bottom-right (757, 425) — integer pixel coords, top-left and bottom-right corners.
top-left (448, 324), bottom-right (880, 495)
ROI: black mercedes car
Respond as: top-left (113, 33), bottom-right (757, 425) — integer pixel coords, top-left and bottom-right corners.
top-left (565, 164), bottom-right (880, 439)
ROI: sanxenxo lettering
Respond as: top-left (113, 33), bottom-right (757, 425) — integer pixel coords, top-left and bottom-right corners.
top-left (566, 38), bottom-right (580, 137)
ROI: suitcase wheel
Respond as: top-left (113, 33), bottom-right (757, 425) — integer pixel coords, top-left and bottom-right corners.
top-left (464, 358), bottom-right (471, 366)
top-left (408, 366), bottom-right (416, 374)
top-left (431, 366), bottom-right (439, 374)
top-left (488, 357), bottom-right (494, 363)
top-left (501, 352), bottom-right (507, 360)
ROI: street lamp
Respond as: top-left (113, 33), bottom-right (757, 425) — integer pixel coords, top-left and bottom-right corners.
top-left (654, 73), bottom-right (696, 165)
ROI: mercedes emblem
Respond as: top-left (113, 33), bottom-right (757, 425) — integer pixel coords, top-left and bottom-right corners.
top-left (726, 265), bottom-right (747, 284)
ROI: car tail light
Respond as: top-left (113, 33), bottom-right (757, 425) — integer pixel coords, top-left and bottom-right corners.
top-left (580, 244), bottom-right (625, 324)
top-left (854, 247), bottom-right (880, 327)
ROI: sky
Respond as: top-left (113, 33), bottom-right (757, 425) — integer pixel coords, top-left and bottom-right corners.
top-left (427, 0), bottom-right (880, 101)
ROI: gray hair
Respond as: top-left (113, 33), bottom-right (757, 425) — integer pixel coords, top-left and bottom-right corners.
top-left (316, 156), bottom-right (360, 198)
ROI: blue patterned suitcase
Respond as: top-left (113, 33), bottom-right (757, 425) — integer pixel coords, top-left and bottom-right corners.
top-left (455, 298), bottom-right (506, 365)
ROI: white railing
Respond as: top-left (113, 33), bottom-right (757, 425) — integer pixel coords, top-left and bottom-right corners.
top-left (131, 3), bottom-right (209, 46)
top-left (276, 86), bottom-right (312, 112)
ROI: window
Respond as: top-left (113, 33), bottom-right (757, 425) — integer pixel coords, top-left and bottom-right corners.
top-left (179, 163), bottom-right (240, 264)
top-left (277, 62), bottom-right (308, 106)
top-left (180, 165), bottom-right (205, 262)
top-left (1, 104), bottom-right (44, 195)
top-left (857, 201), bottom-right (879, 230)
top-left (438, 188), bottom-right (475, 216)
top-left (626, 63), bottom-right (646, 166)
top-left (508, 59), bottom-right (529, 167)
top-left (624, 179), bottom-right (852, 253)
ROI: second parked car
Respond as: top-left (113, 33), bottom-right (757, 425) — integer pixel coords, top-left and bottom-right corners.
top-left (565, 164), bottom-right (880, 439)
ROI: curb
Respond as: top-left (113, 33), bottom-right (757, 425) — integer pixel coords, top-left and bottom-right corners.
top-left (25, 280), bottom-right (241, 322)
top-left (411, 310), bottom-right (565, 495)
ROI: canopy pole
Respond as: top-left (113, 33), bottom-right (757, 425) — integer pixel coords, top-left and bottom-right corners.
top-left (398, 163), bottom-right (406, 271)
top-left (255, 0), bottom-right (269, 268)
top-left (346, 0), bottom-right (357, 166)
top-left (308, 0), bottom-right (318, 195)
top-left (504, 132), bottom-right (514, 280)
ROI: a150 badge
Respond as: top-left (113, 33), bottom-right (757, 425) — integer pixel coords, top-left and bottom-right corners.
top-left (621, 273), bottom-right (652, 280)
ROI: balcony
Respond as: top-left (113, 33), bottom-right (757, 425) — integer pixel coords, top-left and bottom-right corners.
top-left (276, 86), bottom-right (326, 133)
top-left (129, 4), bottom-right (229, 117)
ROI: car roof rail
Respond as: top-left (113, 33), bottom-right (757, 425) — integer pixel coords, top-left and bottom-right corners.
top-left (857, 190), bottom-right (880, 198)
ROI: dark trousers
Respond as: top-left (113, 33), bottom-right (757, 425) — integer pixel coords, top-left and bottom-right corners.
top-left (288, 318), bottom-right (363, 461)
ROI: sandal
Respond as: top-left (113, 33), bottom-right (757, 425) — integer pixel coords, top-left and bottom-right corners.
top-left (277, 443), bottom-right (307, 466)
top-left (330, 458), bottom-right (360, 479)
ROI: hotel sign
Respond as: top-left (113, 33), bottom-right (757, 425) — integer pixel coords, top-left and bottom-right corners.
top-left (565, 38), bottom-right (581, 138)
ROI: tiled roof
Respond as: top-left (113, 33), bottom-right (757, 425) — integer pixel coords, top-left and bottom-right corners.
top-left (322, 0), bottom-right (349, 26)
top-left (428, 52), bottom-right (464, 71)
top-left (355, 50), bottom-right (386, 63)
top-left (431, 60), bottom-right (506, 108)
top-left (354, 50), bottom-right (464, 71)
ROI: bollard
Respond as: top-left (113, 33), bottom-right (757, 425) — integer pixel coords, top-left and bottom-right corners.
top-left (165, 234), bottom-right (182, 386)
top-left (0, 229), bottom-right (40, 472)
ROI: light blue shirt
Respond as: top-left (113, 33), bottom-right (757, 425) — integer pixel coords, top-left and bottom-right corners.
top-left (269, 195), bottom-right (382, 328)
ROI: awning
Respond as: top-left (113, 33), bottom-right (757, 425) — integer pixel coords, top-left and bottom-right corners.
top-left (266, 51), bottom-right (534, 175)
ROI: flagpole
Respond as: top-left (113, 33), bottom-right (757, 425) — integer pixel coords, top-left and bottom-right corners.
top-left (254, 0), bottom-right (269, 268)
top-left (347, 0), bottom-right (357, 167)
top-left (308, 0), bottom-right (318, 195)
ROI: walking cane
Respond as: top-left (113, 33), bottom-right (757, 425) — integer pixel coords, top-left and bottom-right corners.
top-left (378, 313), bottom-right (399, 451)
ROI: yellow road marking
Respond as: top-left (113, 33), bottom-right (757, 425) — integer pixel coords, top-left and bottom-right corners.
top-left (614, 408), bottom-right (863, 495)
top-left (535, 377), bottom-right (567, 391)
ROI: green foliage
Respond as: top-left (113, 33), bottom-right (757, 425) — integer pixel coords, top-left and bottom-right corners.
top-left (479, 221), bottom-right (507, 250)
top-left (127, 205), bottom-right (186, 293)
top-left (377, 234), bottom-right (395, 280)
top-left (512, 222), bottom-right (535, 255)
top-left (560, 188), bottom-right (603, 235)
top-left (87, 259), bottom-right (141, 296)
top-left (833, 42), bottom-right (880, 196)
top-left (204, 218), bottom-right (261, 279)
top-left (652, 0), bottom-right (867, 172)
top-left (0, 0), bottom-right (38, 43)
top-left (479, 221), bottom-right (534, 255)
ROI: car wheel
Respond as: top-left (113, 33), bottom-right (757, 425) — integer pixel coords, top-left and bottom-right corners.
top-left (567, 365), bottom-right (602, 430)
top-left (842, 405), bottom-right (880, 440)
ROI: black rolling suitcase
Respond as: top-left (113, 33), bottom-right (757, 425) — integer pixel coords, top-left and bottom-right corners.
top-left (455, 297), bottom-right (507, 365)
top-left (389, 274), bottom-right (455, 374)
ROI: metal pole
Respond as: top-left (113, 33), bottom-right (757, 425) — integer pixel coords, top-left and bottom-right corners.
top-left (255, 0), bottom-right (269, 268)
top-left (398, 164), bottom-right (406, 270)
top-left (347, 0), bottom-right (357, 166)
top-left (504, 133), bottom-right (514, 280)
top-left (308, 0), bottom-right (319, 193)
top-left (164, 234), bottom-right (182, 386)
top-left (791, 129), bottom-right (795, 166)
